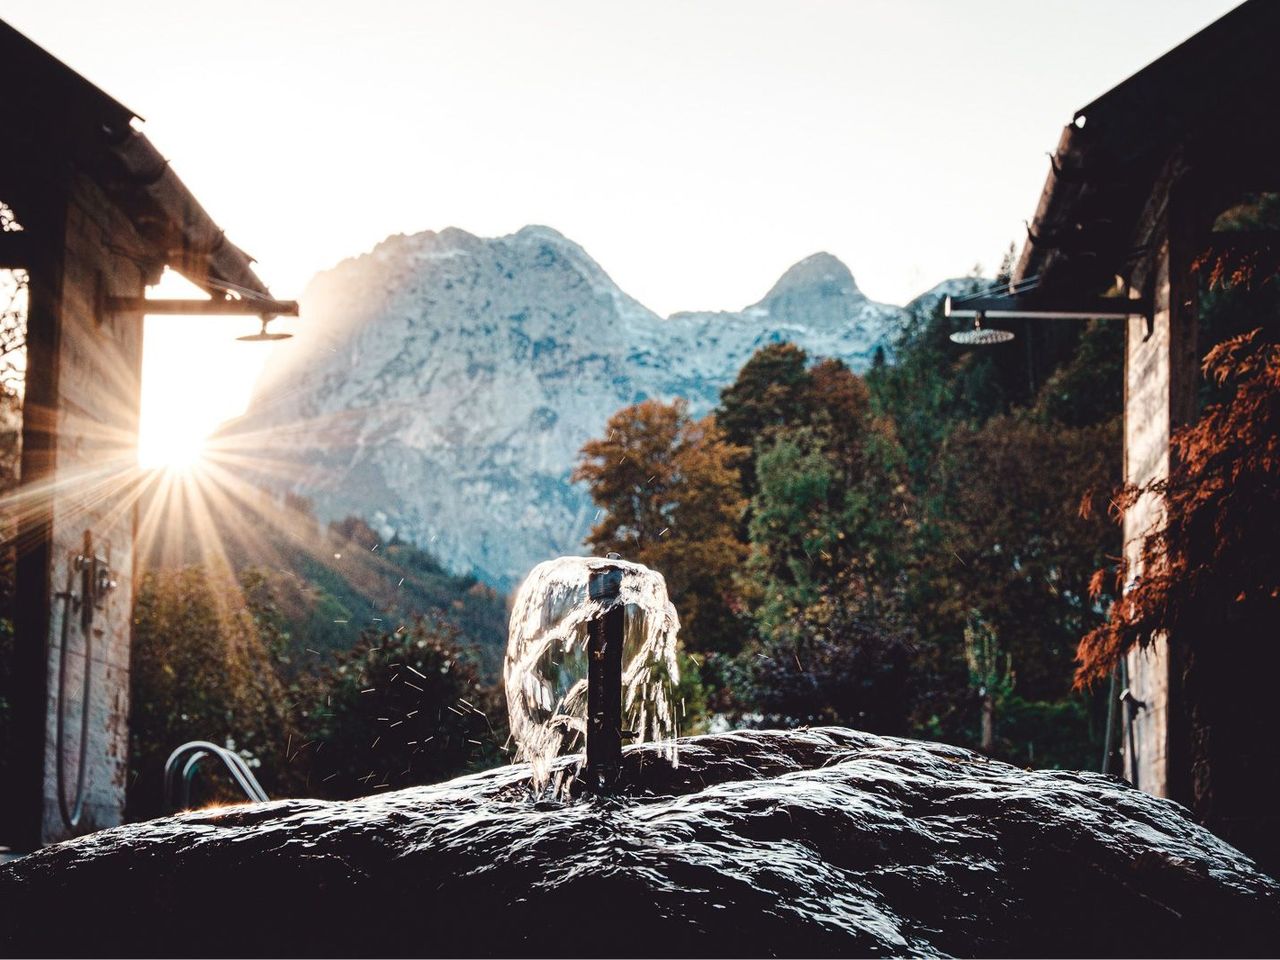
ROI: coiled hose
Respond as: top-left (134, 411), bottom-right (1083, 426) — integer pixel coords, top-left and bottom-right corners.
top-left (55, 560), bottom-right (92, 831)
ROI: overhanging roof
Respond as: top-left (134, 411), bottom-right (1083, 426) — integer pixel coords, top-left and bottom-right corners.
top-left (0, 18), bottom-right (281, 306)
top-left (1010, 0), bottom-right (1280, 300)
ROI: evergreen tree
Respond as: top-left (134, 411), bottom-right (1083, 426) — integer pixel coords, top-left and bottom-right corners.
top-left (717, 342), bottom-right (811, 498)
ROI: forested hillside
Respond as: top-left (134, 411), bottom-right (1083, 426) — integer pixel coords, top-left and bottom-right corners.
top-left (577, 267), bottom-right (1124, 767)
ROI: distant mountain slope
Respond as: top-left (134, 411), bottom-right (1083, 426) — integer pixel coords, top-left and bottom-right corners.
top-left (232, 226), bottom-right (960, 589)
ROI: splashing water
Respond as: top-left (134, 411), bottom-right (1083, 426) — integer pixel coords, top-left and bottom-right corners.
top-left (505, 556), bottom-right (681, 793)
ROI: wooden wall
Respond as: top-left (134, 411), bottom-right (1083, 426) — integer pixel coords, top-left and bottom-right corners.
top-left (30, 173), bottom-right (147, 844)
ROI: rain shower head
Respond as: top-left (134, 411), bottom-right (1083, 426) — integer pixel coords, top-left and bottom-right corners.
top-left (950, 312), bottom-right (1014, 346)
top-left (236, 317), bottom-right (292, 342)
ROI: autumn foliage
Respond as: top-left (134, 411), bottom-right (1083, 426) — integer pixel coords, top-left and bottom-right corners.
top-left (573, 399), bottom-right (748, 654)
top-left (577, 295), bottom-right (1125, 764)
top-left (1075, 323), bottom-right (1280, 686)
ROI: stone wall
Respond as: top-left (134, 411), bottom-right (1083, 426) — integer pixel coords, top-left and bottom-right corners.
top-left (1121, 188), bottom-right (1199, 802)
top-left (1123, 236), bottom-right (1173, 796)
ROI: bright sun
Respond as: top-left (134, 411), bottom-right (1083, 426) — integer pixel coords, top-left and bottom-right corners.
top-left (137, 424), bottom-right (207, 471)
top-left (136, 270), bottom-right (285, 471)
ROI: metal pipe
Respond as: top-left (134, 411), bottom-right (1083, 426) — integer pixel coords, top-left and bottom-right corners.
top-left (178, 747), bottom-right (268, 808)
top-left (104, 296), bottom-right (298, 317)
top-left (163, 741), bottom-right (268, 812)
top-left (585, 564), bottom-right (624, 792)
top-left (180, 751), bottom-right (211, 810)
top-left (221, 748), bottom-right (269, 802)
top-left (945, 291), bottom-right (1149, 322)
top-left (1118, 658), bottom-right (1148, 787)
top-left (947, 307), bottom-right (1141, 321)
top-left (1100, 665), bottom-right (1119, 774)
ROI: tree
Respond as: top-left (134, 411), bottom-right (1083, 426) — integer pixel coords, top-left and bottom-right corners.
top-left (938, 413), bottom-right (1119, 701)
top-left (742, 369), bottom-right (912, 634)
top-left (859, 276), bottom-right (1121, 762)
top-left (129, 567), bottom-right (507, 815)
top-left (746, 430), bottom-right (840, 628)
top-left (1077, 324), bottom-right (1280, 683)
top-left (294, 618), bottom-right (505, 799)
top-left (722, 347), bottom-right (919, 730)
top-left (574, 399), bottom-right (748, 655)
top-left (717, 342), bottom-right (811, 498)
top-left (963, 612), bottom-right (1012, 753)
top-left (743, 592), bottom-right (914, 734)
top-left (127, 567), bottom-right (300, 818)
top-left (580, 276), bottom-right (1124, 767)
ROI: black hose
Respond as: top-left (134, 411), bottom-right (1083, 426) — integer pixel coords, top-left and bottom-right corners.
top-left (55, 561), bottom-right (92, 831)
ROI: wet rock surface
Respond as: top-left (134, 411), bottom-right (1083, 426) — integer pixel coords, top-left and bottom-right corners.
top-left (2, 728), bottom-right (1277, 957)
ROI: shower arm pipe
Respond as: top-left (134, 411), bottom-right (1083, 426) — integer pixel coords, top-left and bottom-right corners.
top-left (101, 295), bottom-right (298, 318)
top-left (945, 292), bottom-right (1150, 322)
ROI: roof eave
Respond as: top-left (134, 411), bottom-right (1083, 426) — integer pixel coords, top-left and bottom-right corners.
top-left (108, 130), bottom-right (273, 300)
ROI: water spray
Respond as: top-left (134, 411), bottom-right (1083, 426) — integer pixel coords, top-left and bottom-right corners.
top-left (505, 554), bottom-right (681, 797)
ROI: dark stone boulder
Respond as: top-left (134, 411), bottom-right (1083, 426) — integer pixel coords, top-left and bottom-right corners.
top-left (2, 728), bottom-right (1277, 957)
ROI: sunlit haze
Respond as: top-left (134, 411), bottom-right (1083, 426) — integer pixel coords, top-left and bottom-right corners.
top-left (135, 270), bottom-right (301, 469)
top-left (0, 0), bottom-right (1240, 460)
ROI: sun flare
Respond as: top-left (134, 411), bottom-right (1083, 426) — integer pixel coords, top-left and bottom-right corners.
top-left (136, 270), bottom-right (286, 473)
top-left (137, 427), bottom-right (207, 472)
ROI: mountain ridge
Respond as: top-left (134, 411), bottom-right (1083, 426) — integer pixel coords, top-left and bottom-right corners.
top-left (233, 226), bottom-right (967, 589)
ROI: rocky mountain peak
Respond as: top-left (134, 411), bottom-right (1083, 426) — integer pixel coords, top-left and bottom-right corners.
top-left (238, 227), bottom-right (959, 588)
top-left (511, 223), bottom-right (576, 248)
top-left (755, 250), bottom-right (860, 303)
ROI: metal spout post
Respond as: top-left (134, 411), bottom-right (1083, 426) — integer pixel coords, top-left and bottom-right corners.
top-left (586, 564), bottom-right (624, 791)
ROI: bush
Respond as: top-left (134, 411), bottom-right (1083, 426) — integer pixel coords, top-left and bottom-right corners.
top-left (739, 594), bottom-right (914, 735)
top-left (293, 618), bottom-right (508, 798)
top-left (128, 567), bottom-right (299, 819)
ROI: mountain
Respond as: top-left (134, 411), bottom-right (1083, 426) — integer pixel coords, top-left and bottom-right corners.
top-left (232, 226), bottom-right (958, 590)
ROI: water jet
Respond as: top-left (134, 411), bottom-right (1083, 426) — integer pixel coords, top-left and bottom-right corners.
top-left (505, 555), bottom-right (680, 795)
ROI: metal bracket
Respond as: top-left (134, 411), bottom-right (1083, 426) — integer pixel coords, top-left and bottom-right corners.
top-left (1119, 687), bottom-right (1147, 711)
top-left (74, 530), bottom-right (115, 632)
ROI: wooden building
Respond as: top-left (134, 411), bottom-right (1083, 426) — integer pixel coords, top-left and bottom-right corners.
top-left (948, 0), bottom-right (1279, 871)
top-left (0, 21), bottom-right (294, 850)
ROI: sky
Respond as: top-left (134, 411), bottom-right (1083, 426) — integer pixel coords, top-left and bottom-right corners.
top-left (1, 0), bottom-right (1243, 464)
